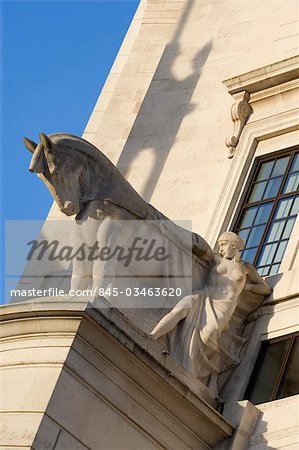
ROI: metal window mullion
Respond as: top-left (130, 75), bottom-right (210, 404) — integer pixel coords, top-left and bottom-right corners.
top-left (243, 159), bottom-right (265, 205)
top-left (252, 174), bottom-right (285, 185)
top-left (243, 198), bottom-right (275, 208)
top-left (263, 217), bottom-right (289, 248)
top-left (235, 150), bottom-right (299, 270)
top-left (252, 155), bottom-right (296, 267)
top-left (259, 238), bottom-right (289, 249)
top-left (264, 196), bottom-right (297, 271)
top-left (277, 152), bottom-right (297, 196)
top-left (253, 202), bottom-right (279, 267)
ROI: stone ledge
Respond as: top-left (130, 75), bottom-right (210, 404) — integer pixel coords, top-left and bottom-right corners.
top-left (223, 56), bottom-right (299, 95)
top-left (89, 298), bottom-right (218, 407)
top-left (264, 269), bottom-right (299, 305)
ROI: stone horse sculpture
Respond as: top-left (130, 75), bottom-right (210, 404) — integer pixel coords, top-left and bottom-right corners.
top-left (24, 132), bottom-right (270, 397)
top-left (24, 132), bottom-right (208, 301)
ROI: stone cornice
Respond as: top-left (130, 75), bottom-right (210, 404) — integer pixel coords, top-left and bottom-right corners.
top-left (223, 56), bottom-right (299, 95)
top-left (223, 56), bottom-right (299, 158)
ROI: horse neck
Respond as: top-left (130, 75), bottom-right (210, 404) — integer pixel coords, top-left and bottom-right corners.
top-left (78, 149), bottom-right (146, 214)
top-left (80, 155), bottom-right (108, 201)
top-left (79, 159), bottom-right (93, 200)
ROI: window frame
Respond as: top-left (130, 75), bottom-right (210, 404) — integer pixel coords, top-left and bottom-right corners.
top-left (232, 145), bottom-right (299, 275)
top-left (206, 58), bottom-right (299, 249)
top-left (245, 331), bottom-right (299, 404)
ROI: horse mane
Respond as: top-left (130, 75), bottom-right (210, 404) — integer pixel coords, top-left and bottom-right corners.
top-left (48, 133), bottom-right (115, 168)
top-left (47, 133), bottom-right (151, 219)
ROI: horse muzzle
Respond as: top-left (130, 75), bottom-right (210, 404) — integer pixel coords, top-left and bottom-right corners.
top-left (61, 201), bottom-right (79, 216)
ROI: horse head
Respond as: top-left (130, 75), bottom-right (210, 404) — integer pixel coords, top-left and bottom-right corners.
top-left (25, 131), bottom-right (151, 221)
top-left (24, 132), bottom-right (85, 216)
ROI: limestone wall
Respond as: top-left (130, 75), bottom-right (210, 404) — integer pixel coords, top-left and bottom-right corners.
top-left (0, 301), bottom-right (84, 449)
top-left (0, 300), bottom-right (233, 449)
top-left (82, 0), bottom-right (298, 234)
top-left (14, 1), bottom-right (299, 448)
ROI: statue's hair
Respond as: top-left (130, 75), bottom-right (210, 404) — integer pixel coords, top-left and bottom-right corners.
top-left (217, 231), bottom-right (245, 250)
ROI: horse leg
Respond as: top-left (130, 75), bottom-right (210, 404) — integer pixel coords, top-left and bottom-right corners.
top-left (71, 258), bottom-right (94, 292)
top-left (91, 217), bottom-right (120, 294)
top-left (69, 219), bottom-right (97, 293)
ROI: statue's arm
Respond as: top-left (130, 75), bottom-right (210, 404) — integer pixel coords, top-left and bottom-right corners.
top-left (243, 263), bottom-right (271, 296)
top-left (192, 232), bottom-right (212, 259)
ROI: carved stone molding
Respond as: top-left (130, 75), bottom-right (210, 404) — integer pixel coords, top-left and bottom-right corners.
top-left (223, 56), bottom-right (299, 159)
top-left (225, 91), bottom-right (253, 159)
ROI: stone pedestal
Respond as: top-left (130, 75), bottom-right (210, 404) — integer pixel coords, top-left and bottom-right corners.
top-left (0, 298), bottom-right (233, 449)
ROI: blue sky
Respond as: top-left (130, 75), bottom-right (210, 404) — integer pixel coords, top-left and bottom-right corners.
top-left (1, 0), bottom-right (140, 302)
top-left (1, 0), bottom-right (139, 220)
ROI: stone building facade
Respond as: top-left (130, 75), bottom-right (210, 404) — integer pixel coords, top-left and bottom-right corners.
top-left (1, 0), bottom-right (298, 448)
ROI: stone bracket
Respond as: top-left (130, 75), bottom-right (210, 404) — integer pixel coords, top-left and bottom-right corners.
top-left (225, 91), bottom-right (253, 159)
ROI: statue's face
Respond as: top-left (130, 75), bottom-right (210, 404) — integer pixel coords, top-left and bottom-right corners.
top-left (218, 240), bottom-right (236, 260)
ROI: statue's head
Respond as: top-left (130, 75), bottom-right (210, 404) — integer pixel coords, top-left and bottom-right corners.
top-left (24, 132), bottom-right (84, 216)
top-left (217, 231), bottom-right (245, 260)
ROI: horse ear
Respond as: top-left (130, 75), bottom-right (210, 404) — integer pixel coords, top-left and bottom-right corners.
top-left (39, 132), bottom-right (53, 151)
top-left (40, 133), bottom-right (56, 174)
top-left (23, 137), bottom-right (38, 153)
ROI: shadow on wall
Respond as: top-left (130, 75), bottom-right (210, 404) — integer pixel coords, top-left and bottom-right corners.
top-left (116, 0), bottom-right (213, 202)
top-left (249, 416), bottom-right (279, 450)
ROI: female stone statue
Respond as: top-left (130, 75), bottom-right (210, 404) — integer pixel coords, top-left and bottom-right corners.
top-left (150, 230), bottom-right (271, 397)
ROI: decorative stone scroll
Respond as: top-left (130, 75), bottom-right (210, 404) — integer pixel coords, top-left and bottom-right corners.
top-left (225, 91), bottom-right (253, 159)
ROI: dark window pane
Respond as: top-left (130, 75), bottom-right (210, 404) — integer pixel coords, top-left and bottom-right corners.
top-left (290, 196), bottom-right (299, 216)
top-left (290, 153), bottom-right (299, 172)
top-left (268, 264), bottom-right (280, 276)
top-left (256, 161), bottom-right (274, 181)
top-left (238, 229), bottom-right (250, 244)
top-left (272, 156), bottom-right (289, 177)
top-left (254, 202), bottom-right (273, 225)
top-left (242, 247), bottom-right (258, 264)
top-left (274, 198), bottom-right (293, 219)
top-left (277, 337), bottom-right (299, 399)
top-left (266, 220), bottom-right (286, 243)
top-left (247, 225), bottom-right (266, 247)
top-left (282, 217), bottom-right (296, 239)
top-left (283, 173), bottom-right (299, 194)
top-left (263, 177), bottom-right (283, 199)
top-left (273, 240), bottom-right (288, 263)
top-left (248, 340), bottom-right (289, 404)
top-left (249, 181), bottom-right (267, 202)
top-left (258, 243), bottom-right (278, 266)
top-left (239, 207), bottom-right (258, 228)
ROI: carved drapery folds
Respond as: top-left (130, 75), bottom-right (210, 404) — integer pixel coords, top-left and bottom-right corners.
top-left (225, 91), bottom-right (253, 159)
